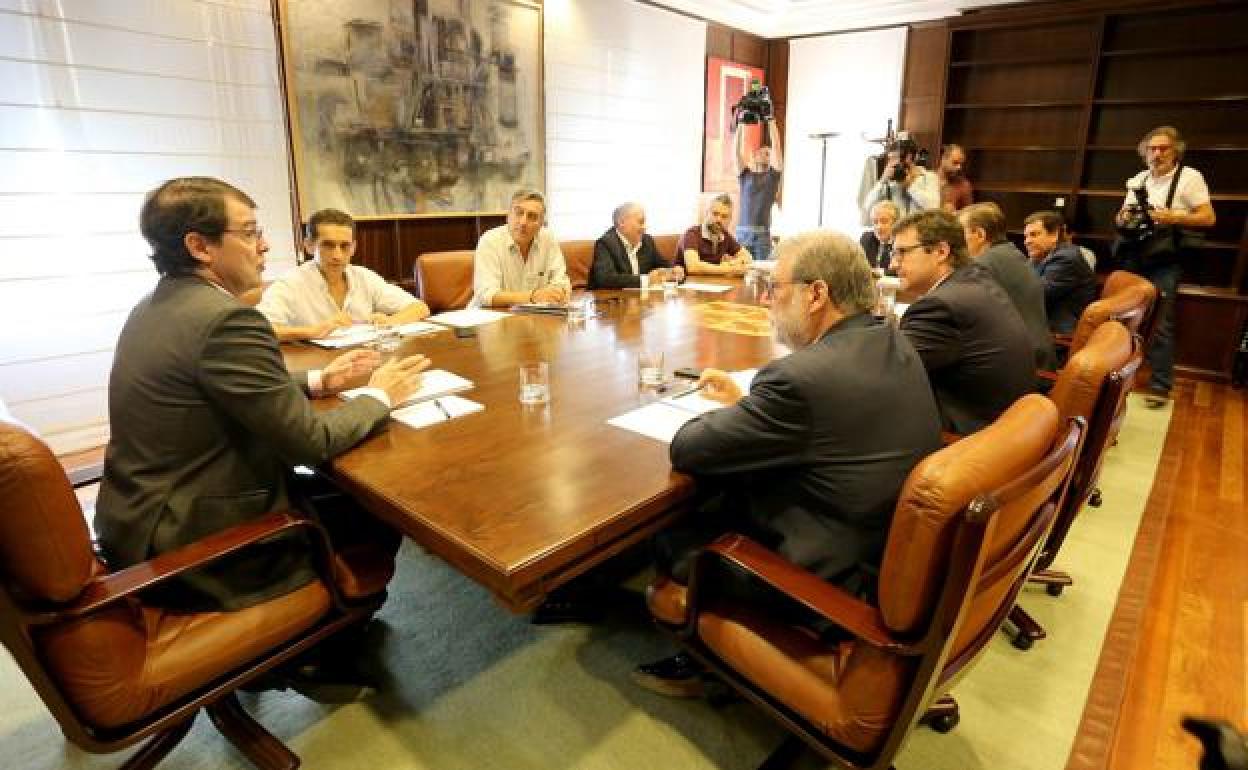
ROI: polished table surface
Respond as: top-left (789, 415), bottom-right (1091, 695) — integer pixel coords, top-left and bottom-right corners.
top-left (284, 282), bottom-right (782, 611)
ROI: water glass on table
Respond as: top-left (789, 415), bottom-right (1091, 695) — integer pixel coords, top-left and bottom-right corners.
top-left (638, 350), bottom-right (665, 387)
top-left (519, 362), bottom-right (550, 405)
top-left (370, 324), bottom-right (402, 354)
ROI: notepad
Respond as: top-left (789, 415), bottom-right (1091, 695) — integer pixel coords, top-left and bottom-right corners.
top-left (510, 303), bottom-right (569, 316)
top-left (394, 321), bottom-right (445, 336)
top-left (427, 308), bottom-right (510, 327)
top-left (307, 326), bottom-right (378, 348)
top-left (608, 369), bottom-right (758, 443)
top-left (659, 369), bottom-right (757, 415)
top-left (339, 369), bottom-right (473, 409)
top-left (391, 395), bottom-right (484, 429)
top-left (678, 282), bottom-right (734, 293)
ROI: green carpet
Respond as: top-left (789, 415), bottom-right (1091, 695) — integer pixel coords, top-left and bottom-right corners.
top-left (0, 395), bottom-right (1171, 769)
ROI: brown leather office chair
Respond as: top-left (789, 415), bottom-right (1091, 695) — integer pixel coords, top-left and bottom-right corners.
top-left (1059, 270), bottom-right (1157, 357)
top-left (646, 395), bottom-right (1081, 769)
top-left (0, 420), bottom-right (391, 770)
top-left (651, 234), bottom-right (681, 264)
top-left (561, 240), bottom-right (594, 289)
top-left (1007, 321), bottom-right (1142, 650)
top-left (414, 250), bottom-right (474, 312)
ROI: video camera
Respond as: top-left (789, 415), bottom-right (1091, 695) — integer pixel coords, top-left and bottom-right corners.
top-left (1116, 185), bottom-right (1156, 242)
top-left (732, 78), bottom-right (773, 130)
top-left (887, 131), bottom-right (930, 183)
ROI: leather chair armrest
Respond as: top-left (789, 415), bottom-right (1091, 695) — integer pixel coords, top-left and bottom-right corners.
top-left (1037, 369), bottom-right (1058, 384)
top-left (689, 534), bottom-right (922, 655)
top-left (1053, 333), bottom-right (1073, 351)
top-left (30, 512), bottom-right (339, 624)
top-left (940, 431), bottom-right (964, 446)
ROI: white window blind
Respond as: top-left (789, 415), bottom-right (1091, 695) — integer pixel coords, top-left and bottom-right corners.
top-left (0, 0), bottom-right (298, 454)
top-left (543, 0), bottom-right (705, 239)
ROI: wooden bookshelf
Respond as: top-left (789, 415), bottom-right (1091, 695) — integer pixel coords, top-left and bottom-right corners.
top-left (900, 0), bottom-right (1248, 382)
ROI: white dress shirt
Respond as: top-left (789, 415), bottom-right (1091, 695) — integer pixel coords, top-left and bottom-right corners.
top-left (256, 261), bottom-right (417, 326)
top-left (617, 229), bottom-right (642, 274)
top-left (472, 224), bottom-right (570, 306)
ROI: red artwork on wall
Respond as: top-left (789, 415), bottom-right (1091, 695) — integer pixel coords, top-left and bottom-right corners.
top-left (704, 56), bottom-right (765, 194)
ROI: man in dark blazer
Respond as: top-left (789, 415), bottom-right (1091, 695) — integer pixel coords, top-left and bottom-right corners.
top-left (96, 177), bottom-right (427, 616)
top-left (1024, 210), bottom-right (1098, 334)
top-left (633, 231), bottom-right (942, 697)
top-left (589, 202), bottom-right (682, 289)
top-left (859, 199), bottom-right (899, 272)
top-left (959, 202), bottom-right (1058, 371)
top-left (896, 209), bottom-right (1036, 435)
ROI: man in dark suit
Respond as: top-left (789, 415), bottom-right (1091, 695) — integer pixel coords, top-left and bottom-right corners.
top-left (588, 202), bottom-right (682, 289)
top-left (859, 199), bottom-right (899, 272)
top-left (959, 202), bottom-right (1058, 371)
top-left (896, 209), bottom-right (1036, 435)
top-left (633, 231), bottom-right (942, 697)
top-left (1024, 210), bottom-right (1098, 334)
top-left (96, 177), bottom-right (428, 695)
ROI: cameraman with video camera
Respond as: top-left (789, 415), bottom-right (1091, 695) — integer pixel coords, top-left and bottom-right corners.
top-left (862, 132), bottom-right (941, 219)
top-left (1114, 125), bottom-right (1216, 407)
top-left (731, 80), bottom-right (782, 261)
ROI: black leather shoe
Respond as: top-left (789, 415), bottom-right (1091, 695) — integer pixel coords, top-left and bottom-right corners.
top-left (284, 661), bottom-right (378, 704)
top-left (1144, 387), bottom-right (1171, 409)
top-left (631, 653), bottom-right (705, 698)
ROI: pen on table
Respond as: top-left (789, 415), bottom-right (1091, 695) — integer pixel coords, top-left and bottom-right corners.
top-left (434, 399), bottom-right (452, 420)
top-left (673, 383), bottom-right (708, 399)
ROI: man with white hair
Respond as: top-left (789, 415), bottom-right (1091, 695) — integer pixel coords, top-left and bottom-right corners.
top-left (589, 202), bottom-right (683, 289)
top-left (633, 230), bottom-right (941, 697)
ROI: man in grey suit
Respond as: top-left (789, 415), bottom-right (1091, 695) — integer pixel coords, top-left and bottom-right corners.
top-left (96, 177), bottom-right (426, 618)
top-left (633, 231), bottom-right (942, 697)
top-left (959, 202), bottom-right (1058, 371)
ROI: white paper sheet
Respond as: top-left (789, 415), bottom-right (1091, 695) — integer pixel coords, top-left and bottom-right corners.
top-left (678, 282), bottom-right (734, 293)
top-left (340, 369), bottom-right (473, 408)
top-left (606, 402), bottom-right (697, 444)
top-left (427, 308), bottom-right (510, 328)
top-left (394, 321), bottom-right (446, 336)
top-left (391, 395), bottom-right (484, 429)
top-left (750, 259), bottom-right (778, 271)
top-left (307, 325), bottom-right (378, 348)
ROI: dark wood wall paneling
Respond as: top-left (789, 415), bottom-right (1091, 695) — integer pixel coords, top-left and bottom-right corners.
top-left (705, 24), bottom-right (789, 150)
top-left (898, 0), bottom-right (1248, 382)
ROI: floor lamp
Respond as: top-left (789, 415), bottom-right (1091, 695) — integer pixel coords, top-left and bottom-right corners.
top-left (809, 132), bottom-right (839, 226)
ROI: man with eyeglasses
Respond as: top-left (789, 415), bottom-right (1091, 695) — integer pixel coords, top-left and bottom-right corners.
top-left (473, 188), bottom-right (571, 307)
top-left (257, 208), bottom-right (430, 341)
top-left (96, 177), bottom-right (429, 700)
top-left (895, 209), bottom-right (1035, 435)
top-left (1114, 125), bottom-right (1216, 408)
top-left (632, 231), bottom-right (941, 698)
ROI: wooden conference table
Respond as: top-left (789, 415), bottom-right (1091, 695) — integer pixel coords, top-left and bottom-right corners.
top-left (284, 281), bottom-right (782, 612)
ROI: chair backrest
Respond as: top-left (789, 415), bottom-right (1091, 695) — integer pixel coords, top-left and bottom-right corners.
top-left (414, 250), bottom-right (474, 312)
top-left (0, 421), bottom-right (98, 603)
top-left (561, 240), bottom-right (594, 289)
top-left (877, 395), bottom-right (1077, 652)
top-left (653, 233), bottom-right (681, 264)
top-left (1041, 321), bottom-right (1141, 570)
top-left (1067, 281), bottom-right (1155, 355)
top-left (1101, 268), bottom-right (1151, 299)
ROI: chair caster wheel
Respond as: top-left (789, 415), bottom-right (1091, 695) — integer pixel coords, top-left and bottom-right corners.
top-left (1012, 633), bottom-right (1034, 651)
top-left (1046, 583), bottom-right (1065, 597)
top-left (1088, 490), bottom-right (1103, 507)
top-left (928, 712), bottom-right (960, 733)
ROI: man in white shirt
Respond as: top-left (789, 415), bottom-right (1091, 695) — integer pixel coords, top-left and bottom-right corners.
top-left (1114, 125), bottom-right (1217, 406)
top-left (473, 189), bottom-right (571, 307)
top-left (257, 209), bottom-right (430, 341)
top-left (862, 143), bottom-right (941, 220)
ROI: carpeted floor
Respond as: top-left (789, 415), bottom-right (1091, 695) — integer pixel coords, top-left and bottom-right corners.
top-left (0, 394), bottom-right (1171, 769)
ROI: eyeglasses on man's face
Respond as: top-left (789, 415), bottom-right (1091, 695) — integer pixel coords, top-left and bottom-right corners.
top-left (223, 226), bottom-right (265, 244)
top-left (892, 241), bottom-right (933, 262)
top-left (760, 275), bottom-right (811, 297)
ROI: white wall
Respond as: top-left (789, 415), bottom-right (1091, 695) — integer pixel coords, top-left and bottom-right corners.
top-left (780, 28), bottom-right (908, 238)
top-left (543, 0), bottom-right (705, 239)
top-left (0, 0), bottom-right (298, 453)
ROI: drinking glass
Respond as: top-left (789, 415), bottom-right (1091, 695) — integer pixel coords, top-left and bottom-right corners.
top-left (519, 362), bottom-right (550, 405)
top-left (638, 350), bottom-right (665, 387)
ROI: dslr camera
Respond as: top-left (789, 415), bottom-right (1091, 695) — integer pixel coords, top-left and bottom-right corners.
top-left (887, 132), bottom-right (930, 183)
top-left (732, 79), bottom-right (773, 129)
top-left (1116, 185), bottom-right (1156, 242)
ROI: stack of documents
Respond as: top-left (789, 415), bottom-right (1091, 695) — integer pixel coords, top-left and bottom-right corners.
top-left (391, 395), bottom-right (484, 429)
top-left (340, 369), bottom-right (474, 409)
top-left (607, 369), bottom-right (757, 443)
top-left (307, 321), bottom-right (444, 348)
top-left (427, 308), bottom-right (510, 327)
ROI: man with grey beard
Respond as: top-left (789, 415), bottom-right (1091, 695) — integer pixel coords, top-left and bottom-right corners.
top-left (633, 231), bottom-right (942, 697)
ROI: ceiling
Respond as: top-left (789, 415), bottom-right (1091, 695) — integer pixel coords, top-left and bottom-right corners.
top-left (649, 0), bottom-right (1035, 38)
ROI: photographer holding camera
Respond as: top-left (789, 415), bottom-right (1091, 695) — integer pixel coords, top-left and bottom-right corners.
top-left (731, 80), bottom-right (782, 260)
top-left (862, 133), bottom-right (941, 219)
top-left (1114, 125), bottom-right (1216, 407)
